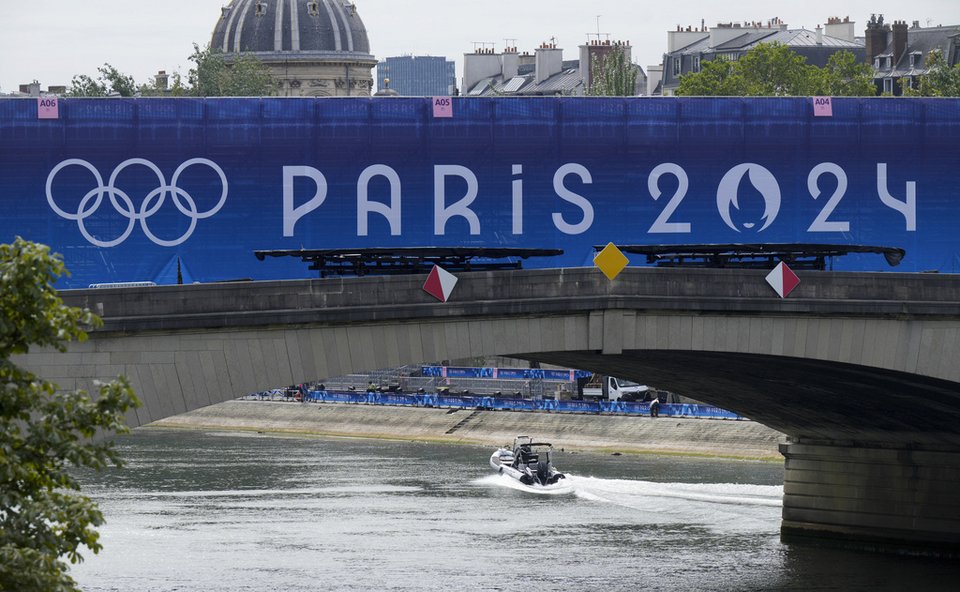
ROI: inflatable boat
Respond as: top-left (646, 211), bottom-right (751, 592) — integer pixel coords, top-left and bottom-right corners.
top-left (490, 435), bottom-right (565, 486)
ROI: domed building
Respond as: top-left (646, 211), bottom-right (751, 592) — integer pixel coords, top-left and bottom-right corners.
top-left (211, 0), bottom-right (376, 96)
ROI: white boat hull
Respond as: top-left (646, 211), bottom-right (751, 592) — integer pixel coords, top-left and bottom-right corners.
top-left (490, 447), bottom-right (564, 486)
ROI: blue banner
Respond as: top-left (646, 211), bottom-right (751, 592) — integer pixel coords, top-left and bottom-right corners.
top-left (420, 366), bottom-right (589, 380)
top-left (2, 97), bottom-right (957, 288)
top-left (297, 390), bottom-right (742, 419)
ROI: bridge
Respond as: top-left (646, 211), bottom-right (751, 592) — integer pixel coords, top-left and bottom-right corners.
top-left (18, 265), bottom-right (960, 556)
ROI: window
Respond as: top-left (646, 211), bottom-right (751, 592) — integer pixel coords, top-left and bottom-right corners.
top-left (883, 78), bottom-right (894, 94)
top-left (673, 57), bottom-right (681, 76)
top-left (693, 56), bottom-right (701, 73)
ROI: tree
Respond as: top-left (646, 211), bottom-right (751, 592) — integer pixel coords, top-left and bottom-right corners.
top-left (676, 43), bottom-right (877, 97)
top-left (813, 50), bottom-right (877, 97)
top-left (735, 43), bottom-right (817, 96)
top-left (66, 63), bottom-right (138, 97)
top-left (0, 238), bottom-right (139, 592)
top-left (588, 45), bottom-right (639, 96)
top-left (676, 57), bottom-right (743, 96)
top-left (187, 43), bottom-right (273, 97)
top-left (902, 49), bottom-right (960, 97)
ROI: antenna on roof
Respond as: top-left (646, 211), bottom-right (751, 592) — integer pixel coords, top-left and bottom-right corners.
top-left (587, 15), bottom-right (611, 45)
top-left (472, 41), bottom-right (496, 54)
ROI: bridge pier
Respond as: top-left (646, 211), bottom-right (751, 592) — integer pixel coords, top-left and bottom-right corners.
top-left (780, 441), bottom-right (960, 557)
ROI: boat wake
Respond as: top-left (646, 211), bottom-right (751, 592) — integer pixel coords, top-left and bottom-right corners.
top-left (478, 473), bottom-right (780, 506)
top-left (475, 473), bottom-right (576, 495)
top-left (477, 473), bottom-right (782, 532)
top-left (566, 475), bottom-right (782, 508)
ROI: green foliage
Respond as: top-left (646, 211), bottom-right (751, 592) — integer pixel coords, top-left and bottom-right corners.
top-left (138, 72), bottom-right (187, 98)
top-left (736, 43), bottom-right (815, 95)
top-left (677, 44), bottom-right (877, 97)
top-left (0, 238), bottom-right (139, 592)
top-left (65, 44), bottom-right (273, 98)
top-left (902, 49), bottom-right (960, 97)
top-left (66, 64), bottom-right (138, 97)
top-left (188, 43), bottom-right (274, 97)
top-left (676, 57), bottom-right (743, 96)
top-left (813, 50), bottom-right (878, 96)
top-left (588, 46), bottom-right (639, 96)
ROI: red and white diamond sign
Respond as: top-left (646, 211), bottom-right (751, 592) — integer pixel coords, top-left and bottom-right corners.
top-left (423, 265), bottom-right (459, 302)
top-left (765, 261), bottom-right (800, 298)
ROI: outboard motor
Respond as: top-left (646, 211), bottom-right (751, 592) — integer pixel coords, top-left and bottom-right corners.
top-left (536, 459), bottom-right (551, 485)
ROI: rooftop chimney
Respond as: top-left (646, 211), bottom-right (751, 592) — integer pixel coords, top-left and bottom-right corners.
top-left (155, 70), bottom-right (169, 91)
top-left (534, 42), bottom-right (563, 84)
top-left (892, 20), bottom-right (909, 64)
top-left (865, 14), bottom-right (890, 65)
top-left (668, 27), bottom-right (709, 53)
top-left (462, 48), bottom-right (502, 94)
top-left (816, 25), bottom-right (824, 45)
top-left (501, 49), bottom-right (519, 81)
top-left (825, 16), bottom-right (856, 42)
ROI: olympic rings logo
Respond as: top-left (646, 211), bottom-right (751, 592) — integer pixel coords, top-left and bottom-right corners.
top-left (45, 158), bottom-right (228, 247)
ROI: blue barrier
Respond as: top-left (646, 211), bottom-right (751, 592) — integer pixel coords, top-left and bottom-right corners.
top-left (303, 390), bottom-right (743, 420)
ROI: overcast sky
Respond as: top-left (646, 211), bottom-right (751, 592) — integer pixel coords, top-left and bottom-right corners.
top-left (1, 0), bottom-right (956, 93)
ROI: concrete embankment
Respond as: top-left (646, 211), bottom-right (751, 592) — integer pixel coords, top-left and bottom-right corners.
top-left (149, 400), bottom-right (787, 460)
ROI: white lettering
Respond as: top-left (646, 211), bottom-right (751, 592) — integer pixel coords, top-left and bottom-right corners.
top-left (434, 165), bottom-right (480, 236)
top-left (807, 163), bottom-right (850, 232)
top-left (552, 163), bottom-right (594, 235)
top-left (283, 166), bottom-right (327, 237)
top-left (648, 163), bottom-right (691, 233)
top-left (357, 164), bottom-right (402, 236)
top-left (877, 163), bottom-right (916, 231)
top-left (512, 164), bottom-right (523, 235)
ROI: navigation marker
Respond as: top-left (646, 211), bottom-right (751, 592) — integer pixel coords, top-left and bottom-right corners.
top-left (423, 265), bottom-right (459, 302)
top-left (765, 261), bottom-right (800, 298)
top-left (594, 242), bottom-right (629, 280)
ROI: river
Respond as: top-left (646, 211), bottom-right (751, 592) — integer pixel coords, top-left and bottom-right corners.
top-left (70, 429), bottom-right (959, 592)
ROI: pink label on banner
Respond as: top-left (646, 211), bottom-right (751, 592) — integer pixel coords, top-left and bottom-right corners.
top-left (432, 96), bottom-right (453, 118)
top-left (38, 96), bottom-right (59, 119)
top-left (813, 96), bottom-right (833, 117)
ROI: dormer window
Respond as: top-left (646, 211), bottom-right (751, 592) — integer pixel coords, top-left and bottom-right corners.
top-left (693, 56), bottom-right (701, 73)
top-left (673, 57), bottom-right (681, 76)
top-left (308, 2), bottom-right (320, 16)
top-left (910, 52), bottom-right (922, 68)
top-left (874, 57), bottom-right (880, 69)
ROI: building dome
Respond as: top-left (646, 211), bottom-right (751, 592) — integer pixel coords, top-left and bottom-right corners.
top-left (211, 0), bottom-right (376, 96)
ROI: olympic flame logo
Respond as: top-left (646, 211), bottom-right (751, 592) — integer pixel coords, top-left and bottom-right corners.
top-left (716, 163), bottom-right (781, 232)
top-left (45, 158), bottom-right (228, 247)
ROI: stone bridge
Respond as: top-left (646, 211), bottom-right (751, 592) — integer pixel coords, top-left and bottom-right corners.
top-left (19, 267), bottom-right (960, 556)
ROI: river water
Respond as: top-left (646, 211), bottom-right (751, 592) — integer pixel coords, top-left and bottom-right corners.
top-left (70, 429), bottom-right (959, 592)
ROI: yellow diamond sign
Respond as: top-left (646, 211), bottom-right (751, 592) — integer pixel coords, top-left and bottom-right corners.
top-left (594, 242), bottom-right (629, 280)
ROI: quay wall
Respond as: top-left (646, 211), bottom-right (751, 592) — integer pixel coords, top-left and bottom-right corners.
top-left (148, 400), bottom-right (787, 460)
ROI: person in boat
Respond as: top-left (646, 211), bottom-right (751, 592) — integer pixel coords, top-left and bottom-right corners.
top-left (513, 443), bottom-right (535, 468)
